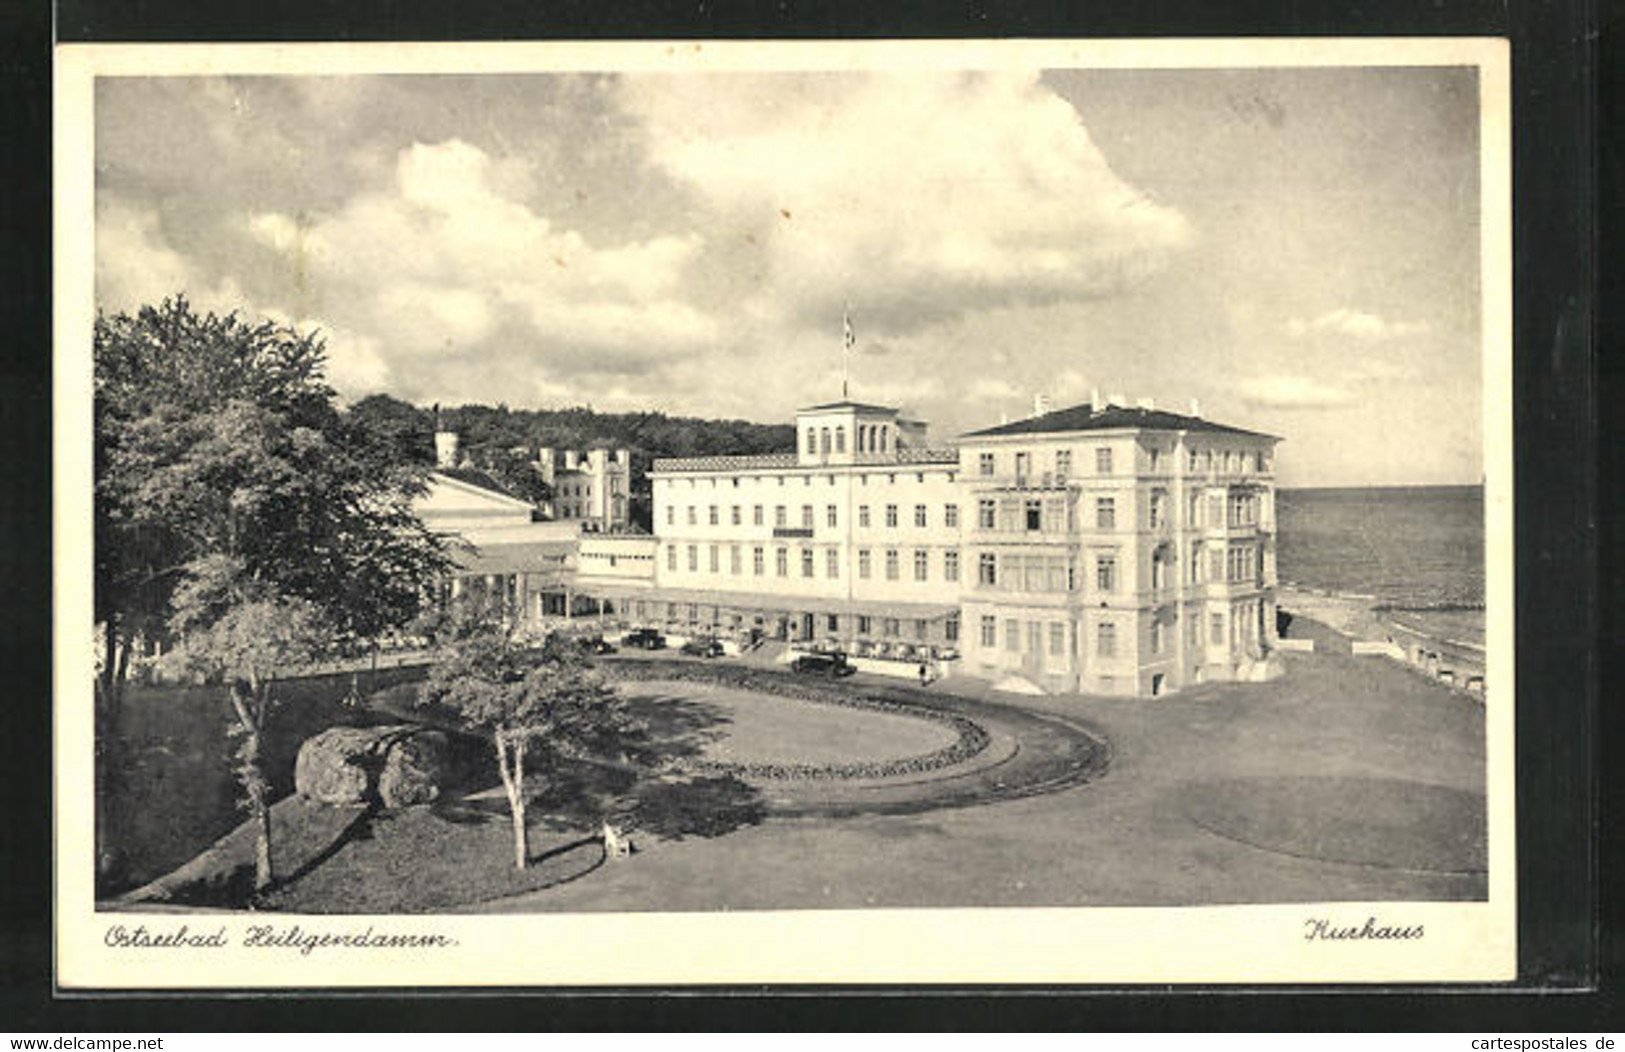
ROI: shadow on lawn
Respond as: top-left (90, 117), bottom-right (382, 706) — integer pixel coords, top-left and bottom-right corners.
top-left (425, 691), bottom-right (767, 843)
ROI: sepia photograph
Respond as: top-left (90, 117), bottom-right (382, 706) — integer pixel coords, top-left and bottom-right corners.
top-left (54, 39), bottom-right (1514, 987)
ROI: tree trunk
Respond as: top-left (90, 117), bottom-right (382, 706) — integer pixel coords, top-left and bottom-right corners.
top-left (228, 682), bottom-right (274, 893)
top-left (494, 732), bottom-right (529, 870)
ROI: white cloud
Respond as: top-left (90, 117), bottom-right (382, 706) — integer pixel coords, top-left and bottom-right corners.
top-left (617, 72), bottom-right (1192, 334)
top-left (1238, 374), bottom-right (1353, 409)
top-left (246, 138), bottom-right (717, 363)
top-left (1285, 308), bottom-right (1430, 341)
top-left (97, 197), bottom-right (245, 314)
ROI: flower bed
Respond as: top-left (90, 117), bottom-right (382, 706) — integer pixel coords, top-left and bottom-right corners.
top-left (605, 661), bottom-right (990, 781)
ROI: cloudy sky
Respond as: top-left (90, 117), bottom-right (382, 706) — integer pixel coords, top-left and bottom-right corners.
top-left (95, 66), bottom-right (1482, 486)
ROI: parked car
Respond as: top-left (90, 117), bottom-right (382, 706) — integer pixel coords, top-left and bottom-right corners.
top-left (621, 628), bottom-right (667, 650)
top-left (577, 635), bottom-right (617, 655)
top-left (790, 651), bottom-right (855, 677)
top-left (680, 637), bottom-right (725, 658)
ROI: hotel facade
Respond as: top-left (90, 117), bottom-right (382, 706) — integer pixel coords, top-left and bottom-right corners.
top-left (423, 398), bottom-right (1282, 698)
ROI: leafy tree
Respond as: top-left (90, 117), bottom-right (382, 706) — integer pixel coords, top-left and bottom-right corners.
top-left (94, 296), bottom-right (452, 891)
top-left (165, 557), bottom-right (329, 891)
top-left (418, 615), bottom-right (642, 870)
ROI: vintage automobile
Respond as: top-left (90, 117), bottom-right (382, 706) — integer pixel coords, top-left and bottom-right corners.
top-left (680, 636), bottom-right (726, 658)
top-left (576, 635), bottom-right (618, 655)
top-left (621, 628), bottom-right (667, 650)
top-left (789, 651), bottom-right (855, 677)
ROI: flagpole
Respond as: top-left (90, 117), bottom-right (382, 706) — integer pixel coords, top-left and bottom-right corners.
top-left (842, 305), bottom-right (853, 400)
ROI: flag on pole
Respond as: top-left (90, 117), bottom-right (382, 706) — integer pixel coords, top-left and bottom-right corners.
top-left (841, 308), bottom-right (854, 398)
top-left (843, 309), bottom-right (855, 351)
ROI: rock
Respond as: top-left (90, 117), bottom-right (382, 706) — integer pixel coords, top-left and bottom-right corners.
top-left (379, 730), bottom-right (449, 808)
top-left (294, 725), bottom-right (415, 805)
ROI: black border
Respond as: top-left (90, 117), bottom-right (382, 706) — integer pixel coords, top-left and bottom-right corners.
top-left (6, 0), bottom-right (1608, 1030)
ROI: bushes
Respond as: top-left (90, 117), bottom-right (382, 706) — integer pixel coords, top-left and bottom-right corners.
top-left (605, 661), bottom-right (990, 781)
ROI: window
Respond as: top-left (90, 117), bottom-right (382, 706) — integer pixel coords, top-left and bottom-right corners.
top-left (978, 552), bottom-right (998, 586)
top-left (667, 545), bottom-right (677, 571)
top-left (946, 616), bottom-right (960, 642)
top-left (1005, 620), bottom-right (1021, 652)
top-left (858, 615), bottom-right (873, 635)
top-left (1015, 451), bottom-right (1031, 479)
top-left (801, 504), bottom-right (814, 529)
top-left (827, 505), bottom-right (838, 527)
top-left (665, 506), bottom-right (674, 525)
top-left (1188, 448), bottom-right (1201, 471)
top-left (753, 504), bottom-right (764, 526)
top-left (883, 618), bottom-right (900, 638)
top-left (914, 619), bottom-right (928, 640)
top-left (805, 428), bottom-right (816, 454)
top-left (836, 427), bottom-right (846, 453)
top-left (980, 616), bottom-right (997, 647)
top-left (687, 545), bottom-right (698, 571)
top-left (979, 452), bottom-right (995, 476)
top-left (801, 548), bottom-right (814, 578)
top-left (944, 550), bottom-right (960, 581)
top-left (913, 549), bottom-right (929, 581)
top-left (1049, 622), bottom-right (1067, 656)
top-left (775, 547), bottom-right (789, 576)
top-left (858, 549), bottom-right (872, 578)
top-left (826, 548), bottom-right (839, 578)
top-left (1096, 447), bottom-right (1113, 474)
top-left (1190, 541), bottom-right (1205, 583)
top-left (1210, 613), bottom-right (1225, 646)
top-left (708, 544), bottom-right (719, 572)
top-left (1188, 492), bottom-right (1201, 526)
top-left (978, 499), bottom-right (997, 529)
top-left (858, 505), bottom-right (871, 528)
top-left (775, 505), bottom-right (787, 528)
top-left (944, 503), bottom-right (959, 528)
top-left (731, 505), bottom-right (741, 526)
top-left (826, 613), bottom-right (840, 634)
top-left (1056, 449), bottom-right (1072, 477)
top-left (1095, 497), bottom-right (1116, 529)
top-left (1151, 619), bottom-right (1166, 655)
top-left (1149, 448), bottom-right (1162, 473)
top-left (819, 428), bottom-right (831, 454)
top-left (729, 545), bottom-right (741, 574)
top-left (885, 504), bottom-right (899, 528)
top-left (1025, 498), bottom-right (1042, 531)
top-left (1210, 547), bottom-right (1226, 582)
top-left (707, 505), bottom-right (717, 526)
top-left (687, 506), bottom-right (697, 525)
top-left (885, 549), bottom-right (900, 580)
top-left (1095, 554), bottom-right (1117, 593)
top-left (914, 504), bottom-right (928, 528)
top-left (1096, 622), bottom-right (1117, 657)
top-left (1150, 491), bottom-right (1167, 529)
top-left (753, 546), bottom-right (765, 575)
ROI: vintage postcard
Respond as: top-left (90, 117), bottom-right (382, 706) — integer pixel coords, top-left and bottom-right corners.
top-left (54, 38), bottom-right (1514, 987)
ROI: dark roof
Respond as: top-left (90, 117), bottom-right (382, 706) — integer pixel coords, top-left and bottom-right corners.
top-left (435, 466), bottom-right (524, 500)
top-left (798, 400), bottom-right (898, 413)
top-left (964, 402), bottom-right (1278, 440)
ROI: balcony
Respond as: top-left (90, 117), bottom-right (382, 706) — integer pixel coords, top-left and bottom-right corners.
top-left (967, 472), bottom-right (1074, 492)
top-left (772, 527), bottom-right (815, 539)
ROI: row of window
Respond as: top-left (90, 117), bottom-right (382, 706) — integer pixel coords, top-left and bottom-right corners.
top-left (667, 502), bottom-right (963, 530)
top-left (973, 446), bottom-right (1270, 478)
top-left (629, 600), bottom-right (962, 643)
top-left (664, 470), bottom-right (953, 488)
top-left (975, 607), bottom-right (1254, 659)
top-left (804, 422), bottom-right (897, 456)
top-left (665, 542), bottom-right (961, 582)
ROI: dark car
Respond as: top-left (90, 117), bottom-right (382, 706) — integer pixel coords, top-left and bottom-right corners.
top-left (790, 651), bottom-right (855, 677)
top-left (577, 635), bottom-right (617, 655)
top-left (621, 628), bottom-right (667, 650)
top-left (680, 637), bottom-right (725, 658)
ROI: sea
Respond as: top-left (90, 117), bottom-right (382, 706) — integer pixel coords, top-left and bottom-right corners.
top-left (1275, 485), bottom-right (1485, 612)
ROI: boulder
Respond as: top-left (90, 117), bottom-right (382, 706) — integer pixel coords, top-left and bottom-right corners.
top-left (294, 725), bottom-right (414, 805)
top-left (379, 730), bottom-right (450, 808)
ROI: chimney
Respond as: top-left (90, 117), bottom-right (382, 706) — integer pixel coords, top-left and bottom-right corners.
top-left (1108, 392), bottom-right (1126, 407)
top-left (1032, 393), bottom-right (1051, 418)
top-left (615, 449), bottom-right (630, 470)
top-left (1188, 397), bottom-right (1202, 418)
top-left (434, 429), bottom-right (460, 470)
top-left (535, 448), bottom-right (556, 485)
top-left (1090, 387), bottom-right (1102, 414)
top-left (1135, 396), bottom-right (1156, 411)
top-left (564, 450), bottom-right (580, 471)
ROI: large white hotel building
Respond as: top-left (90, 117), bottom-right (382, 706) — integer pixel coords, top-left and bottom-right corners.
top-left (632, 397), bottom-right (1280, 697)
top-left (423, 397), bottom-right (1282, 698)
